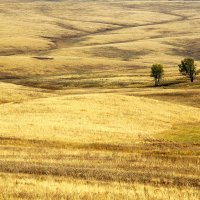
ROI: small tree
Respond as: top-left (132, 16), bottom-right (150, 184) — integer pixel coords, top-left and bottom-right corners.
top-left (178, 58), bottom-right (196, 82)
top-left (151, 64), bottom-right (164, 86)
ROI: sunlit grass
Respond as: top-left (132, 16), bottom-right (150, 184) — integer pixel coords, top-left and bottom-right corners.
top-left (155, 123), bottom-right (200, 143)
top-left (0, 0), bottom-right (200, 199)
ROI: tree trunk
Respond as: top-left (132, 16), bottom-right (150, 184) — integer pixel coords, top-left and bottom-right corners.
top-left (157, 79), bottom-right (160, 86)
top-left (190, 76), bottom-right (194, 82)
top-left (155, 79), bottom-right (157, 87)
top-left (155, 79), bottom-right (159, 87)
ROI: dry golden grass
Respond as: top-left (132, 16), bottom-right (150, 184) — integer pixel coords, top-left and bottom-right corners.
top-left (0, 139), bottom-right (199, 200)
top-left (0, 0), bottom-right (200, 199)
top-left (0, 82), bottom-right (200, 199)
top-left (0, 173), bottom-right (199, 200)
top-left (0, 92), bottom-right (200, 143)
top-left (0, 0), bottom-right (200, 77)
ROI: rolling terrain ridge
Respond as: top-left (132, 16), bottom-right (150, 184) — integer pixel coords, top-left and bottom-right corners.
top-left (0, 0), bottom-right (200, 199)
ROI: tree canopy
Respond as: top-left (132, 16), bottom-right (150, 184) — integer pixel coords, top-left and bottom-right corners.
top-left (150, 64), bottom-right (164, 86)
top-left (178, 58), bottom-right (196, 82)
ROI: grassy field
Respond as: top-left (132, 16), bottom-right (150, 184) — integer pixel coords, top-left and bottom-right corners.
top-left (0, 0), bottom-right (200, 199)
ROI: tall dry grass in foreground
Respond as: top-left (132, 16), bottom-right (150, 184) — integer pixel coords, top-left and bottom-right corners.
top-left (0, 175), bottom-right (199, 200)
top-left (0, 139), bottom-right (199, 200)
top-left (0, 0), bottom-right (200, 199)
top-left (0, 82), bottom-right (199, 199)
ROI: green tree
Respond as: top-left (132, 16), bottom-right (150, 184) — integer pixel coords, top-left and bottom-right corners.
top-left (178, 58), bottom-right (196, 82)
top-left (151, 64), bottom-right (164, 86)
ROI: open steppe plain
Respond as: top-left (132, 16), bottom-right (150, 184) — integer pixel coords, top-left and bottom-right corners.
top-left (0, 0), bottom-right (200, 199)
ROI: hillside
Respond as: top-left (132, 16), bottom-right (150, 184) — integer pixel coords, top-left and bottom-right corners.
top-left (0, 0), bottom-right (200, 199)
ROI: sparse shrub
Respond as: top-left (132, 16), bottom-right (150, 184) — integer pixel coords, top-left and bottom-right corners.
top-left (150, 64), bottom-right (164, 87)
top-left (178, 58), bottom-right (197, 82)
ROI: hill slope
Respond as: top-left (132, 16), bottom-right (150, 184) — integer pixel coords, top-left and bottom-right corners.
top-left (0, 89), bottom-right (199, 144)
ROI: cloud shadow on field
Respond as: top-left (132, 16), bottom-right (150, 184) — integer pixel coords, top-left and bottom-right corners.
top-left (165, 39), bottom-right (200, 60)
top-left (86, 46), bottom-right (150, 61)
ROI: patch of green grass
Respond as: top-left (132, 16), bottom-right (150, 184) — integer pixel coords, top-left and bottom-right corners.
top-left (155, 123), bottom-right (200, 143)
